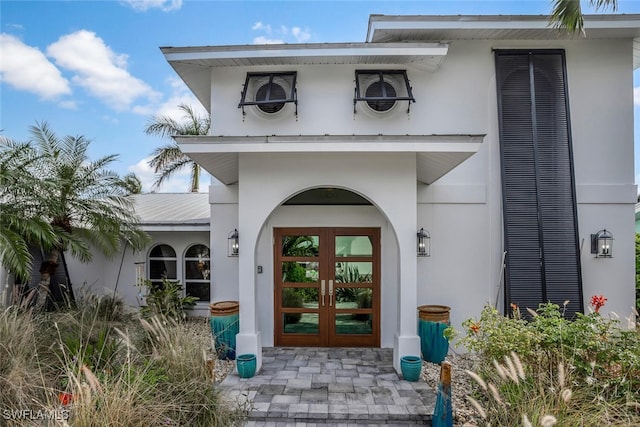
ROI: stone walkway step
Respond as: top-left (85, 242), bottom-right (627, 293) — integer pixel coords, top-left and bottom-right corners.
top-left (219, 347), bottom-right (435, 426)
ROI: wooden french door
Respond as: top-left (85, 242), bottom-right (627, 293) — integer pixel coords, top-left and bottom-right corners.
top-left (274, 227), bottom-right (380, 347)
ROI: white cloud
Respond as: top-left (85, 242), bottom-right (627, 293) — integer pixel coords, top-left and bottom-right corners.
top-left (58, 100), bottom-right (78, 110)
top-left (250, 23), bottom-right (312, 44)
top-left (252, 22), bottom-right (271, 33)
top-left (122, 0), bottom-right (182, 12)
top-left (139, 76), bottom-right (207, 121)
top-left (634, 86), bottom-right (640, 105)
top-left (129, 156), bottom-right (210, 193)
top-left (252, 36), bottom-right (285, 45)
top-left (0, 33), bottom-right (71, 99)
top-left (291, 27), bottom-right (311, 43)
top-left (46, 30), bottom-right (160, 112)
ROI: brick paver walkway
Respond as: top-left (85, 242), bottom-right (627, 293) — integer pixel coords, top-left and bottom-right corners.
top-left (219, 347), bottom-right (436, 426)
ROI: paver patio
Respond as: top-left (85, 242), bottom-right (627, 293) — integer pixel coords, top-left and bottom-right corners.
top-left (219, 347), bottom-right (436, 426)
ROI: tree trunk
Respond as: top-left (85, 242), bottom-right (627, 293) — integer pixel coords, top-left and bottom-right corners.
top-left (33, 248), bottom-right (60, 312)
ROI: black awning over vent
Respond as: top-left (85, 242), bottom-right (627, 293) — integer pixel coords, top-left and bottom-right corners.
top-left (354, 70), bottom-right (415, 114)
top-left (238, 72), bottom-right (297, 116)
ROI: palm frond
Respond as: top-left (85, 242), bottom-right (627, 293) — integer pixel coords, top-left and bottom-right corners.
top-left (549, 0), bottom-right (617, 34)
top-left (144, 103), bottom-right (209, 191)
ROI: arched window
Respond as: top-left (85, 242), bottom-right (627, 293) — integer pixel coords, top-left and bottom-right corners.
top-left (148, 244), bottom-right (177, 288)
top-left (184, 244), bottom-right (210, 302)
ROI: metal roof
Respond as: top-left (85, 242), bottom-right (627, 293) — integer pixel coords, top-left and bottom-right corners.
top-left (129, 193), bottom-right (209, 229)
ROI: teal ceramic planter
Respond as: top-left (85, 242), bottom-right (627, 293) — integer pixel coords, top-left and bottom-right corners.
top-left (209, 301), bottom-right (239, 360)
top-left (419, 320), bottom-right (450, 364)
top-left (418, 305), bottom-right (451, 364)
top-left (400, 355), bottom-right (422, 382)
top-left (236, 353), bottom-right (257, 379)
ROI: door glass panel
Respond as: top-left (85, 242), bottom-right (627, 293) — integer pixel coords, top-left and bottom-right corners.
top-left (282, 287), bottom-right (319, 309)
top-left (283, 312), bottom-right (319, 334)
top-left (281, 235), bottom-right (319, 256)
top-left (282, 262), bottom-right (319, 283)
top-left (335, 236), bottom-right (372, 257)
top-left (335, 314), bottom-right (373, 335)
top-left (335, 262), bottom-right (373, 283)
top-left (334, 288), bottom-right (372, 309)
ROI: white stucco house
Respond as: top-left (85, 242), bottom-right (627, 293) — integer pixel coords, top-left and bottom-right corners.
top-left (3, 13), bottom-right (638, 374)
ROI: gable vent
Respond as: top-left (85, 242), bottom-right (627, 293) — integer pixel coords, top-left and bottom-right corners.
top-left (239, 72), bottom-right (297, 116)
top-left (354, 70), bottom-right (415, 114)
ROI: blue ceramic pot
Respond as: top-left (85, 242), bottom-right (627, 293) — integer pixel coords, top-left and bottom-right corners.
top-left (236, 353), bottom-right (257, 379)
top-left (400, 355), bottom-right (422, 382)
top-left (209, 301), bottom-right (239, 360)
top-left (418, 305), bottom-right (451, 364)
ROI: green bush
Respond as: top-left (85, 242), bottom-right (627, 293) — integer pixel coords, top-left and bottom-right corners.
top-left (0, 299), bottom-right (247, 427)
top-left (139, 278), bottom-right (198, 320)
top-left (282, 288), bottom-right (303, 324)
top-left (458, 299), bottom-right (640, 425)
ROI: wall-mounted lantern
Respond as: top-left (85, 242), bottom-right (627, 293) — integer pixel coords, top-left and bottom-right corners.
top-left (591, 229), bottom-right (613, 258)
top-left (417, 228), bottom-right (430, 257)
top-left (228, 229), bottom-right (239, 257)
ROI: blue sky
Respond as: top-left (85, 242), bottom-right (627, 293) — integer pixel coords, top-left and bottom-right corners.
top-left (2, 0), bottom-right (640, 192)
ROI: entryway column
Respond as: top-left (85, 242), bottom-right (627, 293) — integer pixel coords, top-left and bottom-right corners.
top-left (392, 219), bottom-right (421, 373)
top-left (376, 175), bottom-right (420, 373)
top-left (236, 182), bottom-right (267, 372)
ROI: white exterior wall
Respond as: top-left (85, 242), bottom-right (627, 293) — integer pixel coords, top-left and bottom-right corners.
top-left (64, 231), bottom-right (211, 316)
top-left (210, 185), bottom-right (239, 304)
top-left (206, 36), bottom-right (636, 341)
top-left (235, 152), bottom-right (419, 371)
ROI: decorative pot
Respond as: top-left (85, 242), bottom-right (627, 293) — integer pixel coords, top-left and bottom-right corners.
top-left (236, 353), bottom-right (257, 379)
top-left (418, 305), bottom-right (451, 364)
top-left (400, 355), bottom-right (422, 382)
top-left (209, 301), bottom-right (239, 360)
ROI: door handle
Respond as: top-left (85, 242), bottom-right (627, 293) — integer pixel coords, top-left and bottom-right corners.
top-left (329, 280), bottom-right (334, 307)
top-left (321, 280), bottom-right (326, 306)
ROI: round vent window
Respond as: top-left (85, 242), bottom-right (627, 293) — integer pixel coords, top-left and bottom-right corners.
top-left (365, 81), bottom-right (397, 112)
top-left (255, 82), bottom-right (286, 114)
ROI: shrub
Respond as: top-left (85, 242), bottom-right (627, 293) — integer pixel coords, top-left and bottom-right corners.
top-left (139, 278), bottom-right (198, 320)
top-left (0, 293), bottom-right (247, 426)
top-left (459, 298), bottom-right (640, 425)
top-left (0, 307), bottom-right (48, 413)
top-left (282, 287), bottom-right (303, 324)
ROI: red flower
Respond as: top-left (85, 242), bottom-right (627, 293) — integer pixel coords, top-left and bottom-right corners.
top-left (58, 392), bottom-right (73, 406)
top-left (590, 295), bottom-right (607, 313)
top-left (469, 323), bottom-right (480, 334)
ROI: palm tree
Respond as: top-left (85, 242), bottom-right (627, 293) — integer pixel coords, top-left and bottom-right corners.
top-left (25, 122), bottom-right (150, 310)
top-left (144, 104), bottom-right (210, 192)
top-left (0, 139), bottom-right (56, 281)
top-left (550, 0), bottom-right (617, 33)
top-left (122, 172), bottom-right (143, 195)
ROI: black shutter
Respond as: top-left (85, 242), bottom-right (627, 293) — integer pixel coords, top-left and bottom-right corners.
top-left (495, 50), bottom-right (583, 317)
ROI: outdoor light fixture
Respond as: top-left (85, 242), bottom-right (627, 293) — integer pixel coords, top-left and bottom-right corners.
top-left (417, 228), bottom-right (430, 257)
top-left (228, 229), bottom-right (239, 257)
top-left (591, 229), bottom-right (613, 258)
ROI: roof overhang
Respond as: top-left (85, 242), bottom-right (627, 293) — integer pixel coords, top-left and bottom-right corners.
top-left (367, 14), bottom-right (640, 69)
top-left (174, 134), bottom-right (484, 185)
top-left (161, 43), bottom-right (448, 112)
